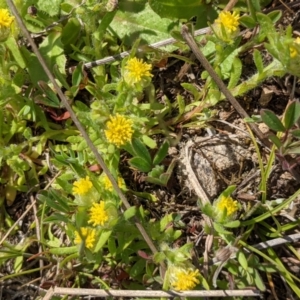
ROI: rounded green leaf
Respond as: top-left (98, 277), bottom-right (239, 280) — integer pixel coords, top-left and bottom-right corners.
top-left (149, 0), bottom-right (205, 20)
top-left (283, 101), bottom-right (300, 130)
top-left (261, 109), bottom-right (285, 132)
top-left (129, 157), bottom-right (152, 172)
top-left (237, 250), bottom-right (248, 271)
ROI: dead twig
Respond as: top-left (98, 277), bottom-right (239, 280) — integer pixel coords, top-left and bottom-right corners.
top-left (181, 25), bottom-right (271, 148)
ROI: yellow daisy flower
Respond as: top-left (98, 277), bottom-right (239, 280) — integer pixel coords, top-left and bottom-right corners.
top-left (74, 227), bottom-right (96, 250)
top-left (216, 195), bottom-right (239, 216)
top-left (0, 9), bottom-right (14, 28)
top-left (72, 176), bottom-right (93, 196)
top-left (88, 202), bottom-right (109, 226)
top-left (215, 11), bottom-right (240, 34)
top-left (103, 175), bottom-right (125, 191)
top-left (290, 37), bottom-right (300, 58)
top-left (170, 267), bottom-right (200, 291)
top-left (105, 114), bottom-right (133, 147)
top-left (124, 57), bottom-right (152, 84)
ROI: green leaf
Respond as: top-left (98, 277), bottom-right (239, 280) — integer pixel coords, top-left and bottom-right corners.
top-left (5, 37), bottom-right (26, 68)
top-left (213, 222), bottom-right (232, 235)
top-left (49, 246), bottom-right (78, 255)
top-left (109, 1), bottom-right (178, 51)
top-left (61, 17), bottom-right (82, 51)
top-left (283, 101), bottom-right (300, 130)
top-left (253, 49), bottom-right (264, 74)
top-left (228, 57), bottom-right (242, 89)
top-left (72, 62), bottom-right (84, 87)
top-left (254, 268), bottom-right (266, 291)
top-left (129, 259), bottom-right (146, 278)
top-left (142, 135), bottom-right (157, 149)
top-left (237, 250), bottom-right (248, 271)
top-left (95, 230), bottom-right (112, 252)
top-left (148, 165), bottom-right (164, 178)
top-left (53, 65), bottom-right (70, 89)
top-left (268, 134), bottom-right (282, 149)
top-left (124, 206), bottom-right (138, 220)
top-left (153, 141), bottom-right (169, 165)
top-left (267, 10), bottom-right (282, 24)
top-left (129, 157), bottom-right (152, 172)
top-left (239, 15), bottom-right (257, 29)
top-left (131, 138), bottom-right (152, 165)
top-left (37, 81), bottom-right (61, 107)
top-left (291, 129), bottom-right (300, 139)
top-left (39, 31), bottom-right (66, 76)
top-left (261, 109), bottom-right (285, 132)
top-left (149, 0), bottom-right (205, 20)
top-left (223, 220), bottom-right (241, 228)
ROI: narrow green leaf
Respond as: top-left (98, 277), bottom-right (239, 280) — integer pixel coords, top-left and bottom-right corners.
top-left (254, 269), bottom-right (266, 291)
top-left (267, 10), bottom-right (282, 23)
top-left (253, 49), bottom-right (264, 74)
top-left (149, 0), bottom-right (206, 20)
top-left (291, 129), bottom-right (300, 139)
top-left (283, 101), bottom-right (300, 130)
top-left (53, 65), bottom-right (70, 89)
top-left (72, 61), bottom-right (84, 87)
top-left (237, 250), bottom-right (248, 271)
top-left (37, 81), bottom-right (61, 107)
top-left (61, 17), bottom-right (81, 49)
top-left (239, 15), bottom-right (257, 29)
top-left (124, 206), bottom-right (138, 220)
top-left (223, 220), bottom-right (241, 228)
top-left (49, 246), bottom-right (78, 255)
top-left (95, 230), bottom-right (112, 252)
top-left (153, 141), bottom-right (169, 166)
top-left (268, 134), bottom-right (282, 149)
top-left (131, 138), bottom-right (152, 165)
top-left (228, 57), bottom-right (242, 89)
top-left (261, 109), bottom-right (285, 132)
top-left (142, 135), bottom-right (157, 149)
top-left (129, 157), bottom-right (152, 172)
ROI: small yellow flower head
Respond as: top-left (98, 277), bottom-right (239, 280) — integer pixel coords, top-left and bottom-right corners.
top-left (289, 37), bottom-right (300, 58)
top-left (0, 9), bottom-right (14, 28)
top-left (74, 227), bottom-right (96, 250)
top-left (103, 175), bottom-right (125, 191)
top-left (124, 57), bottom-right (153, 85)
top-left (88, 202), bottom-right (109, 226)
top-left (105, 114), bottom-right (133, 147)
top-left (216, 195), bottom-right (239, 217)
top-left (72, 176), bottom-right (93, 196)
top-left (215, 11), bottom-right (240, 34)
top-left (170, 267), bottom-right (200, 291)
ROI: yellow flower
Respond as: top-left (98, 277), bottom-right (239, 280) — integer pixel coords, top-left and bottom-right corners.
top-left (72, 176), bottom-right (93, 196)
top-left (124, 57), bottom-right (152, 84)
top-left (74, 227), bottom-right (96, 250)
top-left (171, 267), bottom-right (200, 291)
top-left (105, 114), bottom-right (133, 147)
top-left (290, 37), bottom-right (300, 58)
top-left (88, 202), bottom-right (109, 226)
top-left (215, 11), bottom-right (240, 34)
top-left (216, 195), bottom-right (239, 216)
top-left (0, 9), bottom-right (14, 28)
top-left (103, 175), bottom-right (125, 191)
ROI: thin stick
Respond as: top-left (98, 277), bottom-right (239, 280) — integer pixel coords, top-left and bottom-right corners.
top-left (48, 287), bottom-right (261, 298)
top-left (181, 25), bottom-right (271, 148)
top-left (0, 200), bottom-right (36, 246)
top-left (6, 0), bottom-right (162, 271)
top-left (83, 27), bottom-right (211, 68)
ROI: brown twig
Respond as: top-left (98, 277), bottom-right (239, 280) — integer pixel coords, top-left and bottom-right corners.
top-left (44, 287), bottom-right (261, 298)
top-left (181, 25), bottom-right (271, 148)
top-left (6, 0), bottom-right (164, 274)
